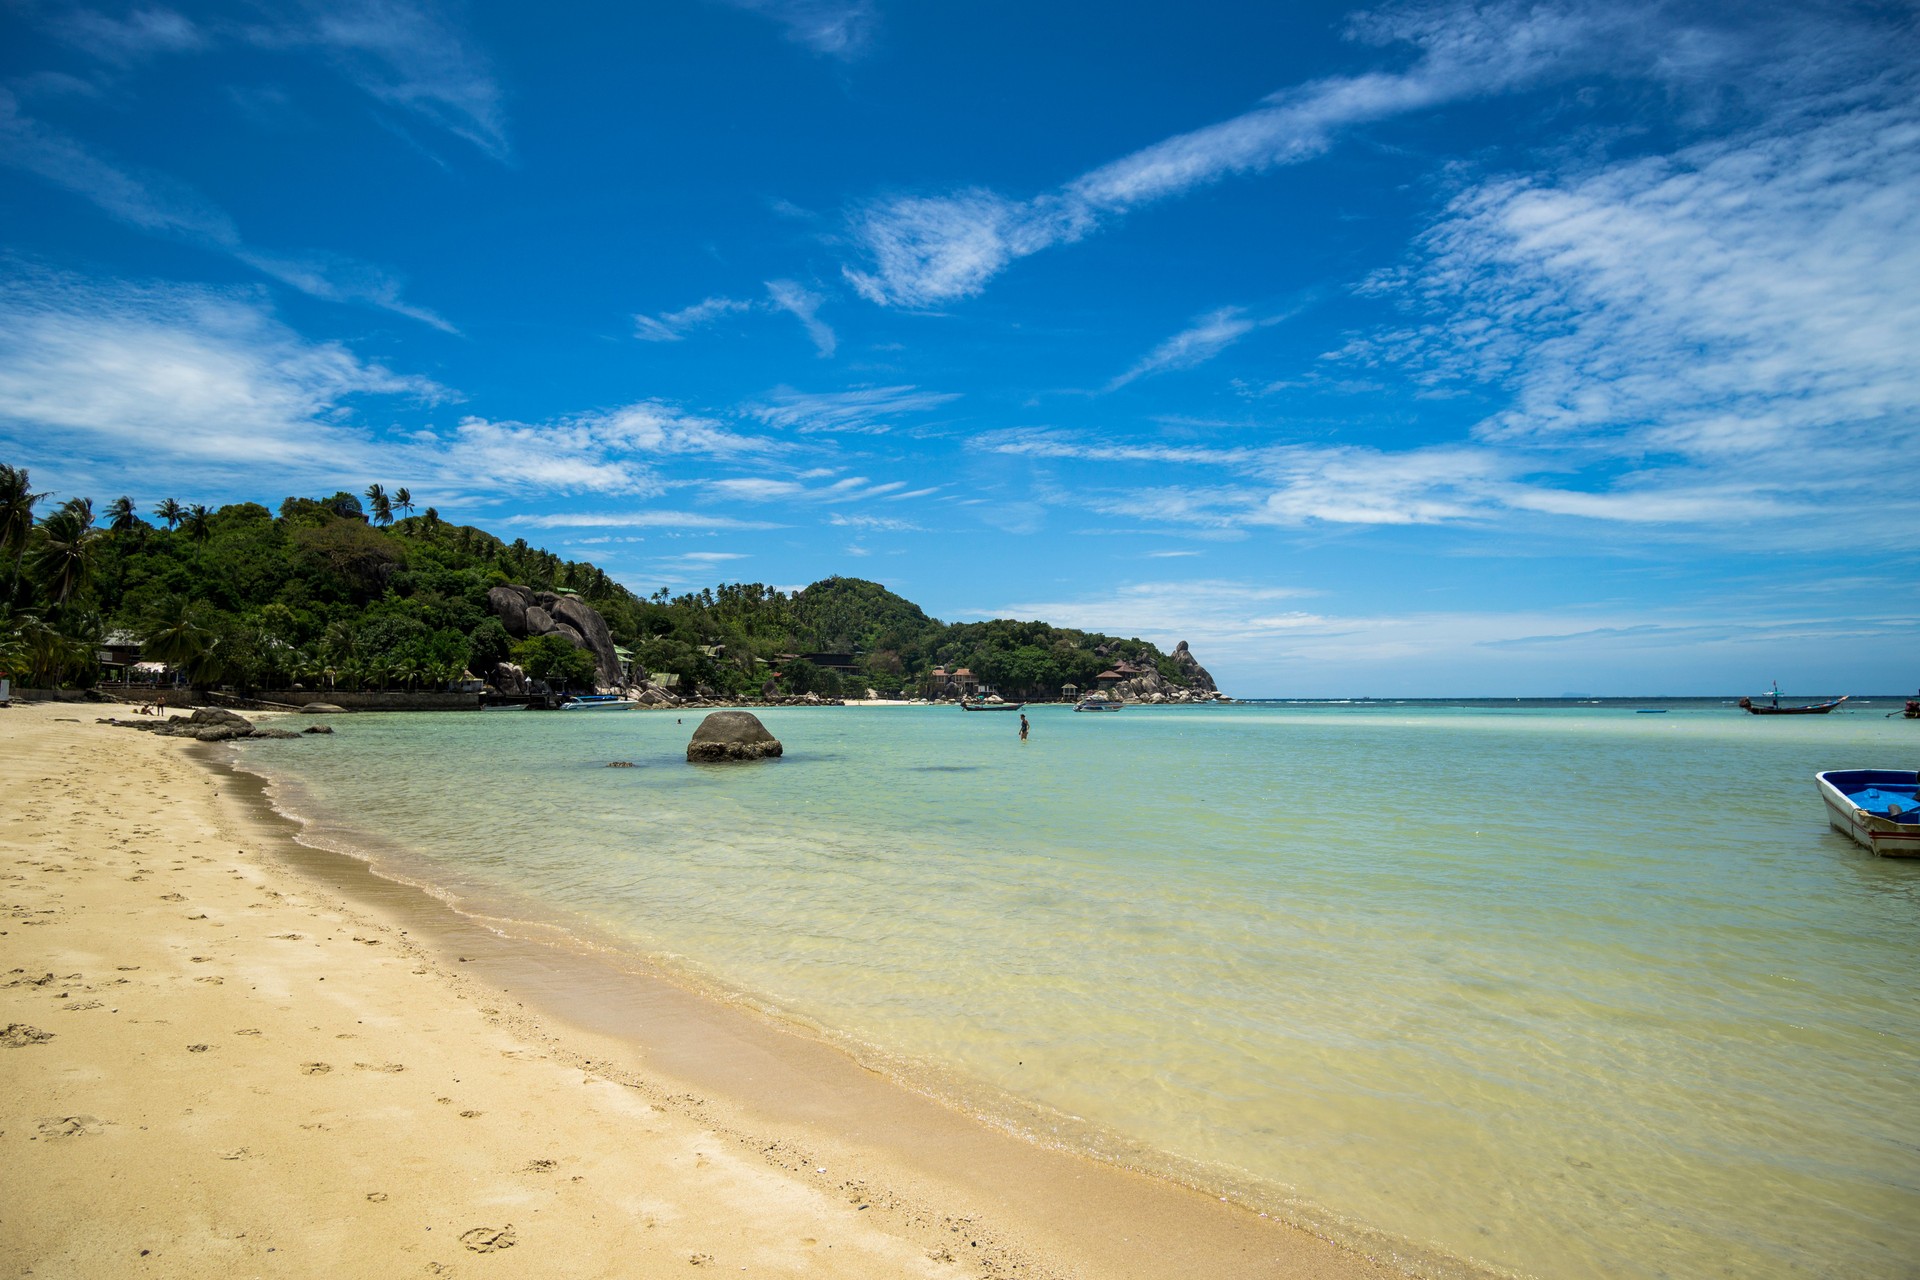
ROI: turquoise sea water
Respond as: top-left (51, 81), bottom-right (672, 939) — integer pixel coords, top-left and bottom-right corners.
top-left (238, 703), bottom-right (1920, 1279)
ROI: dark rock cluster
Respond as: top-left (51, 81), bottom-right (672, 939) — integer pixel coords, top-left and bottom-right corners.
top-left (98, 707), bottom-right (308, 742)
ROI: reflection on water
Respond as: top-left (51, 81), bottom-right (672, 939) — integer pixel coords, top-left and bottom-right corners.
top-left (241, 703), bottom-right (1920, 1280)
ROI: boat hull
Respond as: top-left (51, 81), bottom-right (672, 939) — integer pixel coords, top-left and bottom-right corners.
top-left (559, 698), bottom-right (637, 711)
top-left (1815, 771), bottom-right (1920, 857)
top-left (1742, 696), bottom-right (1847, 714)
top-left (959, 702), bottom-right (1023, 711)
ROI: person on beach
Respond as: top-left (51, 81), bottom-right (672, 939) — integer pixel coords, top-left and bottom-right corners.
top-left (1019, 713), bottom-right (1029, 742)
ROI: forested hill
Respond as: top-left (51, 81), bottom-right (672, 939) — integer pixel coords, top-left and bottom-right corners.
top-left (0, 468), bottom-right (1215, 699)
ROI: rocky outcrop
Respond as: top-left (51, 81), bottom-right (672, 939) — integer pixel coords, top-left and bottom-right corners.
top-left (686, 710), bottom-right (783, 762)
top-left (550, 597), bottom-right (624, 688)
top-left (300, 702), bottom-right (347, 714)
top-left (489, 662), bottom-right (528, 695)
top-left (487, 585), bottom-right (532, 637)
top-left (97, 707), bottom-right (312, 742)
top-left (1170, 641), bottom-right (1217, 694)
top-left (484, 585), bottom-right (627, 691)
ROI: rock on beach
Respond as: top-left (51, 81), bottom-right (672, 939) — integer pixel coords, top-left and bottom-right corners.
top-left (686, 711), bottom-right (783, 763)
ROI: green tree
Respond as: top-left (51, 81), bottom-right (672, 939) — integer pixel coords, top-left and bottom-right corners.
top-left (184, 504), bottom-right (213, 543)
top-left (31, 500), bottom-right (100, 611)
top-left (106, 496), bottom-right (140, 534)
top-left (155, 498), bottom-right (184, 531)
top-left (0, 465), bottom-right (47, 602)
top-left (365, 483), bottom-right (392, 526)
top-left (511, 635), bottom-right (596, 687)
top-left (392, 487), bottom-right (414, 519)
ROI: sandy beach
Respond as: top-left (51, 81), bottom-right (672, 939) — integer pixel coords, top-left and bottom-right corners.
top-left (1, 702), bottom-right (1405, 1280)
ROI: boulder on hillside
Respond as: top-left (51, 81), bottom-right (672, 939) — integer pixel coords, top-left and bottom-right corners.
top-left (524, 605), bottom-right (556, 637)
top-left (686, 710), bottom-right (783, 763)
top-left (489, 662), bottom-right (528, 695)
top-left (550, 596), bottom-right (625, 689)
top-left (552, 621), bottom-right (586, 650)
top-left (488, 586), bottom-right (530, 638)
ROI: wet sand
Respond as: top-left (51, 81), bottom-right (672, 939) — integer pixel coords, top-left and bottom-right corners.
top-left (1, 703), bottom-right (1410, 1279)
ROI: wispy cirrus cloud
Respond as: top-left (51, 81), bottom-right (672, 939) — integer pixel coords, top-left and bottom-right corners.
top-left (0, 89), bottom-right (454, 330)
top-left (634, 295), bottom-right (756, 342)
top-left (764, 279), bottom-right (836, 356)
top-left (636, 281), bottom-right (835, 354)
top-left (718, 0), bottom-right (877, 60)
top-left (705, 474), bottom-right (907, 504)
top-left (51, 6), bottom-right (207, 64)
top-left (270, 0), bottom-right (510, 160)
top-left (844, 1), bottom-right (1624, 306)
top-left (747, 383), bottom-right (960, 434)
top-left (1107, 306), bottom-right (1264, 390)
top-left (0, 271), bottom-right (442, 490)
top-left (510, 510), bottom-right (783, 531)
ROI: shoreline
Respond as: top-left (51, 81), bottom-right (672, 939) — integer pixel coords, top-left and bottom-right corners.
top-left (2, 703), bottom-right (1431, 1279)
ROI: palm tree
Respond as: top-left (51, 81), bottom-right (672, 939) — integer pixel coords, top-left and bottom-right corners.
top-left (155, 498), bottom-right (184, 531)
top-left (365, 483), bottom-right (392, 527)
top-left (142, 599), bottom-right (208, 671)
top-left (1, 465), bottom-right (47, 601)
top-left (30, 504), bottom-right (100, 610)
top-left (106, 496), bottom-right (140, 534)
top-left (421, 506), bottom-right (441, 538)
top-left (392, 487), bottom-right (415, 519)
top-left (184, 504), bottom-right (212, 544)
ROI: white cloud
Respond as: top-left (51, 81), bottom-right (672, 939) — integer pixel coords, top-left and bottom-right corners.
top-left (764, 279), bottom-right (836, 357)
top-left (634, 295), bottom-right (755, 342)
top-left (705, 474), bottom-right (906, 504)
top-left (277, 0), bottom-right (510, 160)
top-left (844, 2), bottom-right (1621, 306)
top-left (1107, 306), bottom-right (1262, 389)
top-left (0, 273), bottom-right (440, 488)
top-left (747, 384), bottom-right (960, 434)
top-left (829, 512), bottom-right (922, 532)
top-left (509, 511), bottom-right (782, 531)
top-left (0, 90), bottom-right (454, 330)
top-left (53, 7), bottom-right (206, 64)
top-left (718, 0), bottom-right (877, 60)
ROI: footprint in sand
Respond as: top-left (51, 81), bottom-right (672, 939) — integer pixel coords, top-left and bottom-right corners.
top-left (301, 1062), bottom-right (332, 1075)
top-left (235, 1028), bottom-right (261, 1036)
top-left (521, 1159), bottom-right (556, 1174)
top-left (159, 893), bottom-right (185, 902)
top-left (189, 956), bottom-right (213, 964)
top-left (61, 1000), bottom-right (104, 1012)
top-left (354, 1062), bottom-right (405, 1073)
top-left (187, 1044), bottom-right (210, 1053)
top-left (458, 1110), bottom-right (482, 1119)
top-left (194, 976), bottom-right (223, 985)
top-left (2, 1024), bottom-right (54, 1047)
top-left (37, 1115), bottom-right (104, 1139)
top-left (459, 1225), bottom-right (515, 1253)
top-left (366, 1192), bottom-right (389, 1202)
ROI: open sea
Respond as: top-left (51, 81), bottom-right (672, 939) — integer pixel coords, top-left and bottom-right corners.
top-left (235, 700), bottom-right (1920, 1280)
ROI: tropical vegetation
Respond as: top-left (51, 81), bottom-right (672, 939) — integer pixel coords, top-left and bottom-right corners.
top-left (0, 464), bottom-right (1195, 699)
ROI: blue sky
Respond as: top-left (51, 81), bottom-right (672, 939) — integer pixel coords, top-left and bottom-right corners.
top-left (2, 0), bottom-right (1916, 696)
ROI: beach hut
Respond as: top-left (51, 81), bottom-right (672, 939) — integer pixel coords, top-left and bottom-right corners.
top-left (1060, 682), bottom-right (1080, 703)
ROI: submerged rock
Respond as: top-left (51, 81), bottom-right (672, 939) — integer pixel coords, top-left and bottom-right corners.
top-left (302, 724), bottom-right (334, 735)
top-left (686, 710), bottom-right (783, 763)
top-left (299, 703), bottom-right (346, 714)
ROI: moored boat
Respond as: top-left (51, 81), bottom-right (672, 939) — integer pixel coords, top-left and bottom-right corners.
top-left (1073, 694), bottom-right (1121, 712)
top-left (1815, 770), bottom-right (1920, 856)
top-left (1740, 683), bottom-right (1848, 715)
top-left (559, 694), bottom-right (637, 711)
top-left (959, 695), bottom-right (1023, 711)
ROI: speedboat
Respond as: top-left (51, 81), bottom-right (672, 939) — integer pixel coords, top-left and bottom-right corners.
top-left (1815, 770), bottom-right (1920, 856)
top-left (1073, 694), bottom-right (1121, 712)
top-left (959, 695), bottom-right (1023, 711)
top-left (559, 694), bottom-right (637, 711)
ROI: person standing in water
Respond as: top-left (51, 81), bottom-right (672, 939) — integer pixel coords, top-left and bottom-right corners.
top-left (1019, 713), bottom-right (1030, 742)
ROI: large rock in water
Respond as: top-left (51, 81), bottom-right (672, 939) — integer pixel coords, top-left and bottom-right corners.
top-left (550, 596), bottom-right (625, 688)
top-left (1170, 640), bottom-right (1217, 693)
top-left (686, 711), bottom-right (783, 763)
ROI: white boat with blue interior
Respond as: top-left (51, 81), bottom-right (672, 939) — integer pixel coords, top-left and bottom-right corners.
top-left (1815, 770), bottom-right (1920, 857)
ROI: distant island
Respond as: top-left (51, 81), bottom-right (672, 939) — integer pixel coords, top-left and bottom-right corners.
top-left (0, 465), bottom-right (1222, 705)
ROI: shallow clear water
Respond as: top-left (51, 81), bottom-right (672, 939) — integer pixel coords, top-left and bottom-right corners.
top-left (241, 703), bottom-right (1920, 1279)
